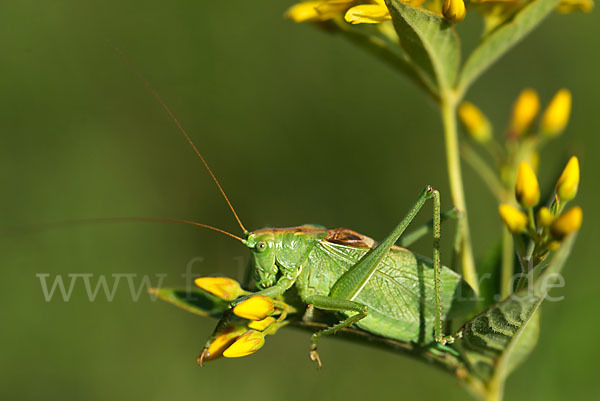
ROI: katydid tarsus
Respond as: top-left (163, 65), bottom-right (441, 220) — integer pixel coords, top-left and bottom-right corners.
top-left (111, 45), bottom-right (475, 368)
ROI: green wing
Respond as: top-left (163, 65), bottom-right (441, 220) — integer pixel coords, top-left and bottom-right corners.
top-left (314, 241), bottom-right (474, 343)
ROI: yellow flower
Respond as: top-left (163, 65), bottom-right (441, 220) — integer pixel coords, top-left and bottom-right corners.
top-left (198, 325), bottom-right (248, 364)
top-left (556, 156), bottom-right (580, 202)
top-left (345, 2), bottom-right (391, 24)
top-left (551, 206), bottom-right (583, 240)
top-left (556, 0), bottom-right (594, 13)
top-left (248, 316), bottom-right (277, 331)
top-left (286, 1), bottom-right (322, 22)
top-left (223, 330), bottom-right (266, 358)
top-left (318, 0), bottom-right (358, 18)
top-left (233, 295), bottom-right (275, 321)
top-left (458, 102), bottom-right (492, 143)
top-left (536, 207), bottom-right (554, 228)
top-left (510, 89), bottom-right (540, 136)
top-left (499, 204), bottom-right (528, 233)
top-left (286, 0), bottom-right (355, 23)
top-left (515, 162), bottom-right (540, 208)
top-left (541, 89), bottom-right (572, 137)
top-left (194, 277), bottom-right (248, 301)
top-left (443, 0), bottom-right (466, 23)
top-left (287, 0), bottom-right (428, 25)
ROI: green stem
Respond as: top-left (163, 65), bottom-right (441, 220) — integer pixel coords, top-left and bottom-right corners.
top-left (500, 227), bottom-right (513, 298)
top-left (441, 95), bottom-right (479, 295)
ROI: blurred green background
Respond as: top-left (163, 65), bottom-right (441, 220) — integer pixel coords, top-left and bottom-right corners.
top-left (1, 1), bottom-right (598, 400)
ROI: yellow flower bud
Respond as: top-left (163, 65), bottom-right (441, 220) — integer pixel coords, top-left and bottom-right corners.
top-left (194, 277), bottom-right (248, 301)
top-left (555, 156), bottom-right (580, 202)
top-left (442, 0), bottom-right (466, 23)
top-left (499, 204), bottom-right (528, 233)
top-left (198, 325), bottom-right (248, 364)
top-left (233, 295), bottom-right (275, 321)
top-left (551, 206), bottom-right (583, 240)
top-left (458, 102), bottom-right (492, 143)
top-left (345, 4), bottom-right (391, 24)
top-left (556, 0), bottom-right (594, 13)
top-left (223, 330), bottom-right (265, 358)
top-left (515, 162), bottom-right (540, 208)
top-left (510, 89), bottom-right (540, 136)
top-left (541, 89), bottom-right (572, 137)
top-left (536, 207), bottom-right (554, 227)
top-left (248, 316), bottom-right (277, 331)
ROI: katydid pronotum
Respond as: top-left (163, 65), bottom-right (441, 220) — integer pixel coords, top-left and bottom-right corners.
top-left (112, 46), bottom-right (475, 368)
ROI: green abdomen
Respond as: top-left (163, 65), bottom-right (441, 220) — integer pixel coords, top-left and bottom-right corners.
top-left (295, 240), bottom-right (471, 344)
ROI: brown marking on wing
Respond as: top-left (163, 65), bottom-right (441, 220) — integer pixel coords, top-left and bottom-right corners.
top-left (254, 226), bottom-right (407, 252)
top-left (325, 228), bottom-right (376, 249)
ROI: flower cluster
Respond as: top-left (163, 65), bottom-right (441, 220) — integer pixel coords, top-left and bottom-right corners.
top-left (499, 158), bottom-right (582, 262)
top-left (194, 277), bottom-right (296, 363)
top-left (458, 88), bottom-right (582, 268)
top-left (285, 0), bottom-right (592, 27)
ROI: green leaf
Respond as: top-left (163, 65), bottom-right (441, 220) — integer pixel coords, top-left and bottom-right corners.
top-left (385, 0), bottom-right (461, 92)
top-left (457, 0), bottom-right (561, 95)
top-left (459, 234), bottom-right (576, 388)
top-left (150, 287), bottom-right (230, 317)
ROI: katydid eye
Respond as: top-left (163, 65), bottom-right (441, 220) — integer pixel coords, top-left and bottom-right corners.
top-left (256, 241), bottom-right (267, 252)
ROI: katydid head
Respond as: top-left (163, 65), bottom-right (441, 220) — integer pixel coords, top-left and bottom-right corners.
top-left (243, 226), bottom-right (328, 289)
top-left (244, 231), bottom-right (278, 289)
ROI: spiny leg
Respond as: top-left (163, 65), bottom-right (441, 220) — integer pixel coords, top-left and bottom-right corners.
top-left (307, 186), bottom-right (446, 365)
top-left (390, 198), bottom-right (463, 343)
top-left (328, 186), bottom-right (437, 302)
top-left (431, 190), bottom-right (461, 345)
top-left (304, 295), bottom-right (368, 368)
top-left (432, 189), bottom-right (443, 343)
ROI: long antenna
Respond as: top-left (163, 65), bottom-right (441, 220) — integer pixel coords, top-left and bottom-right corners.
top-left (108, 41), bottom-right (248, 235)
top-left (1, 217), bottom-right (245, 242)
